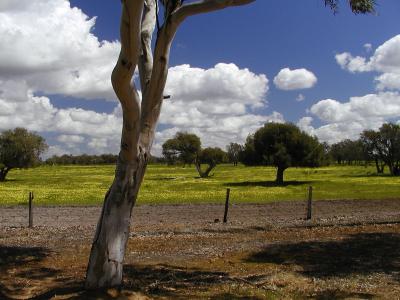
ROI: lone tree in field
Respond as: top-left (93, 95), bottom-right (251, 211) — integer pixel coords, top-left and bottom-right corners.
top-left (243, 123), bottom-right (325, 184)
top-left (195, 147), bottom-right (226, 177)
top-left (85, 0), bottom-right (376, 290)
top-left (361, 123), bottom-right (400, 176)
top-left (162, 132), bottom-right (201, 165)
top-left (226, 142), bottom-right (242, 166)
top-left (0, 128), bottom-right (48, 182)
top-left (162, 132), bottom-right (225, 177)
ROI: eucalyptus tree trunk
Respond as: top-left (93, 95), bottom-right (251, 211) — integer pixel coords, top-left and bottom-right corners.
top-left (85, 0), bottom-right (255, 289)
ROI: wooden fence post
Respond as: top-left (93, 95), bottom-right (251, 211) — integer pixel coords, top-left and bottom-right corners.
top-left (28, 191), bottom-right (34, 228)
top-left (223, 188), bottom-right (230, 223)
top-left (306, 186), bottom-right (312, 220)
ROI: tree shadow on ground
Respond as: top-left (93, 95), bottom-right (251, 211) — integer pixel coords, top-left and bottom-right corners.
top-left (0, 246), bottom-right (84, 300)
top-left (208, 293), bottom-right (267, 300)
top-left (29, 264), bottom-right (264, 299)
top-left (309, 289), bottom-right (375, 300)
top-left (148, 176), bottom-right (182, 180)
top-left (224, 180), bottom-right (312, 187)
top-left (0, 246), bottom-right (49, 267)
top-left (245, 232), bottom-right (400, 280)
top-left (0, 178), bottom-right (18, 182)
top-left (123, 264), bottom-right (230, 297)
top-left (0, 246), bottom-right (62, 299)
top-left (341, 173), bottom-right (393, 178)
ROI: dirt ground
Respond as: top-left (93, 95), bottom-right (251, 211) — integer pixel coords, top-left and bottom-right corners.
top-left (1, 199), bottom-right (400, 299)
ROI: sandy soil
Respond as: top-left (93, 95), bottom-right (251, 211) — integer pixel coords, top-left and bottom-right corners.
top-left (1, 199), bottom-right (400, 299)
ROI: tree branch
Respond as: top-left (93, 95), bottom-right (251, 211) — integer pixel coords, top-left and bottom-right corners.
top-left (124, 0), bottom-right (145, 65)
top-left (172, 0), bottom-right (255, 24)
top-left (139, 18), bottom-right (179, 151)
top-left (139, 0), bottom-right (157, 96)
top-left (111, 0), bottom-right (145, 162)
top-left (139, 28), bottom-right (173, 151)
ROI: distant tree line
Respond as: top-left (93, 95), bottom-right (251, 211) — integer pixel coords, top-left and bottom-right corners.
top-left (328, 139), bottom-right (365, 165)
top-left (329, 123), bottom-right (400, 176)
top-left (45, 154), bottom-right (119, 165)
top-left (4, 121), bottom-right (398, 183)
top-left (45, 153), bottom-right (167, 165)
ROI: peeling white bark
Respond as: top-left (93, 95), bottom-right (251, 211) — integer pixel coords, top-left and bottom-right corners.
top-left (85, 0), bottom-right (255, 289)
top-left (139, 0), bottom-right (157, 95)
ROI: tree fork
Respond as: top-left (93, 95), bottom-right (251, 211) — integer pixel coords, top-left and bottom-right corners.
top-left (195, 160), bottom-right (216, 178)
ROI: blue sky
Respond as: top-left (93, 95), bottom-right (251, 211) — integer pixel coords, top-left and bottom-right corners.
top-left (1, 0), bottom-right (400, 156)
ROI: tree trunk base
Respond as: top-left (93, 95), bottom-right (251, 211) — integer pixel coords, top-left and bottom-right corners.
top-left (85, 157), bottom-right (146, 289)
top-left (275, 167), bottom-right (285, 185)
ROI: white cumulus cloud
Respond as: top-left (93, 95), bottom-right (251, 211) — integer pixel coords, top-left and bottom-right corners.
top-left (165, 63), bottom-right (268, 109)
top-left (0, 64), bottom-right (273, 156)
top-left (154, 63), bottom-right (273, 152)
top-left (302, 34), bottom-right (400, 144)
top-left (298, 117), bottom-right (373, 144)
top-left (336, 35), bottom-right (400, 91)
top-left (0, 0), bottom-right (119, 101)
top-left (310, 92), bottom-right (400, 123)
top-left (273, 68), bottom-right (317, 91)
top-left (301, 92), bottom-right (400, 144)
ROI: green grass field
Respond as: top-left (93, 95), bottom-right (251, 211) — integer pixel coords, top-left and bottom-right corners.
top-left (0, 164), bottom-right (400, 206)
